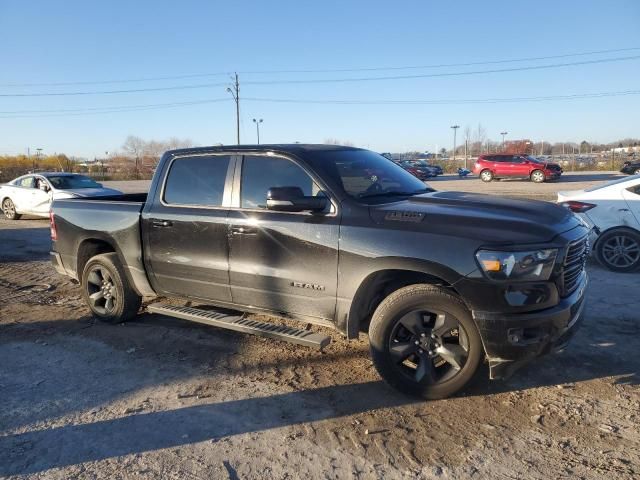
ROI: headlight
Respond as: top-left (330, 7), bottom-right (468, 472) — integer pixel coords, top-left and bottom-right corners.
top-left (475, 249), bottom-right (558, 281)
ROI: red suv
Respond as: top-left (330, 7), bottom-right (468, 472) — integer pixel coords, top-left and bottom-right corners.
top-left (473, 154), bottom-right (563, 183)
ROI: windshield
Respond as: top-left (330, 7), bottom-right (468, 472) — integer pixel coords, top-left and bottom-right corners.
top-left (526, 156), bottom-right (544, 163)
top-left (47, 175), bottom-right (102, 189)
top-left (309, 149), bottom-right (433, 202)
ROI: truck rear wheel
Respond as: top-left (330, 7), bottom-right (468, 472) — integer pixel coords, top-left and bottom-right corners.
top-left (368, 284), bottom-right (483, 399)
top-left (81, 253), bottom-right (141, 324)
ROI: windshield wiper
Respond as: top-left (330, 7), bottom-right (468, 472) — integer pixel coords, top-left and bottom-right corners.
top-left (358, 188), bottom-right (434, 199)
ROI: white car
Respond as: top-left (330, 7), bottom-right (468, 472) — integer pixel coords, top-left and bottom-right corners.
top-left (557, 175), bottom-right (640, 272)
top-left (0, 172), bottom-right (121, 220)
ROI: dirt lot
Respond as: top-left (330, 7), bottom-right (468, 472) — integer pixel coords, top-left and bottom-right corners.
top-left (1, 175), bottom-right (639, 479)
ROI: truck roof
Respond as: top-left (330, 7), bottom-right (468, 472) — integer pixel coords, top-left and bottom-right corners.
top-left (165, 144), bottom-right (364, 157)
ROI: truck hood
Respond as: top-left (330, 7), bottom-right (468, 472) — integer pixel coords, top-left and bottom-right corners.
top-left (369, 191), bottom-right (581, 245)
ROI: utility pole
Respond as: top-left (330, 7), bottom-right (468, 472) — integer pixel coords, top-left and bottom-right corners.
top-left (252, 118), bottom-right (263, 144)
top-left (464, 139), bottom-right (469, 170)
top-left (227, 73), bottom-right (240, 144)
top-left (450, 125), bottom-right (460, 162)
top-left (500, 131), bottom-right (508, 151)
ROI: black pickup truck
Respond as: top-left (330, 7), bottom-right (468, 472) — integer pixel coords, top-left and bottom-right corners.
top-left (50, 145), bottom-right (589, 399)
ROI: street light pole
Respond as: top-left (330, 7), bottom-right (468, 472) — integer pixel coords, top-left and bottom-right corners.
top-left (252, 118), bottom-right (263, 144)
top-left (226, 73), bottom-right (240, 145)
top-left (35, 148), bottom-right (42, 172)
top-left (450, 125), bottom-right (460, 162)
top-left (500, 131), bottom-right (508, 151)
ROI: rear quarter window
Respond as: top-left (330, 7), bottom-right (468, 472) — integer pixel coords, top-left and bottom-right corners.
top-left (163, 155), bottom-right (231, 206)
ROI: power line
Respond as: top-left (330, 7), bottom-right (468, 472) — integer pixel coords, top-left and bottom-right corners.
top-left (1, 90), bottom-right (637, 118)
top-left (240, 47), bottom-right (640, 74)
top-left (243, 90), bottom-right (640, 105)
top-left (240, 55), bottom-right (640, 86)
top-left (1, 55), bottom-right (638, 97)
top-left (0, 99), bottom-right (230, 118)
top-left (2, 47), bottom-right (639, 87)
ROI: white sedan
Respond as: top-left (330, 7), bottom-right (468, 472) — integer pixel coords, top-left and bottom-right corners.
top-left (557, 175), bottom-right (640, 272)
top-left (1, 172), bottom-right (121, 220)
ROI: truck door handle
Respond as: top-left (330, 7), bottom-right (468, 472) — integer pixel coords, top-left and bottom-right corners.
top-left (152, 219), bottom-right (173, 228)
top-left (231, 226), bottom-right (257, 235)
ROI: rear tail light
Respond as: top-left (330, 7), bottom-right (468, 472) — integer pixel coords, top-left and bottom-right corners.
top-left (560, 201), bottom-right (596, 213)
top-left (50, 209), bottom-right (57, 241)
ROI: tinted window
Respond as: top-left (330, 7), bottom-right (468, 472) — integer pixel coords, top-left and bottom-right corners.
top-left (626, 184), bottom-right (640, 196)
top-left (241, 155), bottom-right (318, 209)
top-left (164, 155), bottom-right (230, 206)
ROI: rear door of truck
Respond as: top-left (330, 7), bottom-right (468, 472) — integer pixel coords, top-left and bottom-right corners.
top-left (141, 153), bottom-right (236, 302)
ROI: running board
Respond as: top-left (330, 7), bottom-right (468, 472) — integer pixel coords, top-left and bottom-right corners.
top-left (147, 303), bottom-right (331, 350)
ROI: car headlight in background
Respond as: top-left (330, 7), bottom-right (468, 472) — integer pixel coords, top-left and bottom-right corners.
top-left (475, 249), bottom-right (558, 281)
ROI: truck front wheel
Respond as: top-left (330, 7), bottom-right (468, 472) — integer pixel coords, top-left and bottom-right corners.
top-left (81, 253), bottom-right (142, 324)
top-left (368, 284), bottom-right (483, 399)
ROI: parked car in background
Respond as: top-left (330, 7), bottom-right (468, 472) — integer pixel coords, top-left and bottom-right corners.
top-left (1, 172), bottom-right (122, 220)
top-left (557, 175), bottom-right (640, 272)
top-left (620, 161), bottom-right (640, 176)
top-left (397, 160), bottom-right (433, 180)
top-left (473, 154), bottom-right (563, 183)
top-left (411, 160), bottom-right (443, 176)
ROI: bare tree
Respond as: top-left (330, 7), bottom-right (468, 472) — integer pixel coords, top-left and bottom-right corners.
top-left (323, 138), bottom-right (355, 147)
top-left (122, 135), bottom-right (145, 158)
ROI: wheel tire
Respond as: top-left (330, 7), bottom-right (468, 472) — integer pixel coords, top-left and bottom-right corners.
top-left (595, 229), bottom-right (640, 273)
top-left (634, 168), bottom-right (640, 175)
top-left (81, 253), bottom-right (142, 323)
top-left (368, 284), bottom-right (483, 400)
top-left (480, 170), bottom-right (493, 182)
top-left (530, 170), bottom-right (545, 183)
top-left (2, 198), bottom-right (21, 220)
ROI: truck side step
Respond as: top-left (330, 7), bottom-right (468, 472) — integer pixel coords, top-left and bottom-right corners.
top-left (147, 303), bottom-right (331, 350)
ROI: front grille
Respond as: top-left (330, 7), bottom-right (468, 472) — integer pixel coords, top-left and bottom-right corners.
top-left (560, 236), bottom-right (589, 296)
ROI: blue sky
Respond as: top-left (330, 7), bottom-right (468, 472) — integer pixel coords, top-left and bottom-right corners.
top-left (1, 0), bottom-right (639, 158)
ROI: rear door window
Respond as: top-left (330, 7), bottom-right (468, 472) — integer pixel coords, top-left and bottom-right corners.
top-left (163, 155), bottom-right (231, 207)
top-left (17, 176), bottom-right (35, 188)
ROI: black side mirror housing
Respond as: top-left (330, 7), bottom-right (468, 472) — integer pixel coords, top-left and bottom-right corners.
top-left (266, 186), bottom-right (328, 213)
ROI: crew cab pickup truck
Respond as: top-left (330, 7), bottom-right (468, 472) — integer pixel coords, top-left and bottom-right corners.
top-left (50, 145), bottom-right (589, 399)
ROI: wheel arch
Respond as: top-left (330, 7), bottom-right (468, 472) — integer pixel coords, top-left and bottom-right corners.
top-left (76, 238), bottom-right (117, 280)
top-left (593, 225), bottom-right (640, 251)
top-left (345, 267), bottom-right (464, 339)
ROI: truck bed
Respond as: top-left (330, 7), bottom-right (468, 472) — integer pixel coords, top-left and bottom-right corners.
top-left (51, 195), bottom-right (151, 294)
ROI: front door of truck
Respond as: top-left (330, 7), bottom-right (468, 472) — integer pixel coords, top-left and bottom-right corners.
top-left (227, 154), bottom-right (339, 321)
top-left (142, 154), bottom-right (235, 302)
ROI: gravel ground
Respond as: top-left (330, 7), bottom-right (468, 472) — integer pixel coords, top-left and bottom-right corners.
top-left (1, 174), bottom-right (638, 479)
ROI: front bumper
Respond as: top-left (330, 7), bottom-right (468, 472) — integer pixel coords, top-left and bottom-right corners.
top-left (473, 273), bottom-right (587, 379)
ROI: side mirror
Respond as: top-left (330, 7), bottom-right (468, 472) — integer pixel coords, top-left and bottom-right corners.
top-left (39, 183), bottom-right (50, 192)
top-left (266, 186), bottom-right (328, 213)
